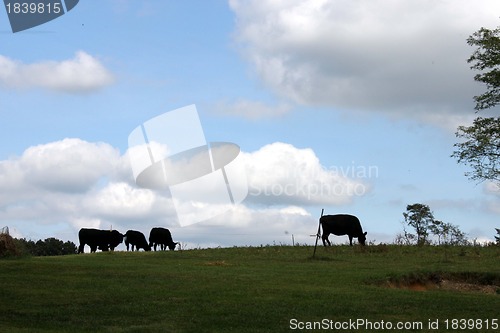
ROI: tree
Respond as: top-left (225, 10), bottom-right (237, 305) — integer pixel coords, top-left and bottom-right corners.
top-left (429, 220), bottom-right (468, 246)
top-left (37, 238), bottom-right (77, 256)
top-left (452, 25), bottom-right (500, 185)
top-left (395, 222), bottom-right (417, 246)
top-left (466, 26), bottom-right (500, 112)
top-left (0, 234), bottom-right (20, 258)
top-left (452, 117), bottom-right (500, 184)
top-left (402, 204), bottom-right (435, 245)
top-left (495, 228), bottom-right (500, 245)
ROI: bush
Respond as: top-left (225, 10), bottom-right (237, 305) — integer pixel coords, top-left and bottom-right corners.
top-left (0, 234), bottom-right (21, 258)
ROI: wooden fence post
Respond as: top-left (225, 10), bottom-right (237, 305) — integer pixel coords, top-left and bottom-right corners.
top-left (312, 208), bottom-right (324, 258)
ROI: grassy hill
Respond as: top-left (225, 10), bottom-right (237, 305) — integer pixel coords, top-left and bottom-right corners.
top-left (0, 245), bottom-right (499, 332)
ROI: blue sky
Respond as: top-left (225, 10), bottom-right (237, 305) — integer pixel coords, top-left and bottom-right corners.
top-left (1, 0), bottom-right (499, 249)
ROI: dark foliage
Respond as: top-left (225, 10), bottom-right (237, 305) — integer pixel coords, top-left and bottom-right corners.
top-left (467, 26), bottom-right (500, 111)
top-left (15, 237), bottom-right (77, 256)
top-left (0, 234), bottom-right (21, 258)
top-left (452, 24), bottom-right (500, 185)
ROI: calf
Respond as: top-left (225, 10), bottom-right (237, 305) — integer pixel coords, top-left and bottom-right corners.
top-left (320, 214), bottom-right (367, 246)
top-left (124, 230), bottom-right (151, 251)
top-left (149, 227), bottom-right (179, 251)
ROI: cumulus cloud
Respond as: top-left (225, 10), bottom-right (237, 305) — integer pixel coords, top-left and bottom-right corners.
top-left (242, 142), bottom-right (370, 206)
top-left (1, 139), bottom-right (116, 209)
top-left (20, 138), bottom-right (121, 193)
top-left (0, 138), bottom-right (175, 239)
top-left (0, 138), bottom-right (370, 245)
top-left (229, 0), bottom-right (500, 123)
top-left (86, 182), bottom-right (157, 219)
top-left (0, 51), bottom-right (114, 93)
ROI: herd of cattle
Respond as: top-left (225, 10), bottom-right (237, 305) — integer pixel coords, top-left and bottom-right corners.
top-left (77, 214), bottom-right (367, 253)
top-left (78, 227), bottom-right (179, 253)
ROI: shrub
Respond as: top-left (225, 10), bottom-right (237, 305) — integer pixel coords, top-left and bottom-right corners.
top-left (0, 234), bottom-right (21, 258)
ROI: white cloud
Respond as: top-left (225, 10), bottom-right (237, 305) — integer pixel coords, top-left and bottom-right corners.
top-left (0, 138), bottom-right (170, 241)
top-left (229, 0), bottom-right (500, 124)
top-left (0, 139), bottom-right (123, 217)
top-left (242, 142), bottom-right (369, 206)
top-left (20, 138), bottom-right (121, 193)
top-left (0, 138), bottom-right (370, 245)
top-left (86, 182), bottom-right (157, 218)
top-left (0, 51), bottom-right (114, 93)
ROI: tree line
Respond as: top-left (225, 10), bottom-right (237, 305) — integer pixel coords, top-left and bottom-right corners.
top-left (0, 234), bottom-right (77, 258)
top-left (16, 237), bottom-right (77, 256)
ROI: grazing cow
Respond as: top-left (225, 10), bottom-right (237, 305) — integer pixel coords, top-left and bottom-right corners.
top-left (124, 230), bottom-right (151, 251)
top-left (78, 229), bottom-right (124, 253)
top-left (320, 214), bottom-right (367, 246)
top-left (149, 227), bottom-right (179, 251)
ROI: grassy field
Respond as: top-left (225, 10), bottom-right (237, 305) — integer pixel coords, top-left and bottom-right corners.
top-left (0, 245), bottom-right (499, 332)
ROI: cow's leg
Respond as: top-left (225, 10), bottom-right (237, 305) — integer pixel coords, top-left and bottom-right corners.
top-left (348, 235), bottom-right (353, 246)
top-left (90, 245), bottom-right (97, 253)
top-left (322, 234), bottom-right (331, 246)
top-left (125, 242), bottom-right (129, 251)
top-left (78, 244), bottom-right (85, 254)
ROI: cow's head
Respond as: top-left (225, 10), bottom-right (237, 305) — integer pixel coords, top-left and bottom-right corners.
top-left (110, 230), bottom-right (124, 248)
top-left (358, 232), bottom-right (367, 246)
top-left (168, 242), bottom-right (180, 251)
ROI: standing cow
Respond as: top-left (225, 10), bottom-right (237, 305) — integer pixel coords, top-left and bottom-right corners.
top-left (149, 227), bottom-right (179, 251)
top-left (78, 229), bottom-right (124, 253)
top-left (320, 214), bottom-right (367, 246)
top-left (124, 230), bottom-right (151, 251)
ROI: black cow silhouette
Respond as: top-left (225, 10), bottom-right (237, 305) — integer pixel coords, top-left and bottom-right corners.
top-left (320, 214), bottom-right (367, 246)
top-left (78, 228), bottom-right (123, 253)
top-left (149, 227), bottom-right (179, 251)
top-left (124, 230), bottom-right (151, 251)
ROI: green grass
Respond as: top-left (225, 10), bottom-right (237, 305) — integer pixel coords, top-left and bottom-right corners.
top-left (0, 245), bottom-right (499, 332)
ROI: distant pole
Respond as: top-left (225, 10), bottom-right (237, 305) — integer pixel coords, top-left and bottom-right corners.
top-left (312, 209), bottom-right (324, 258)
